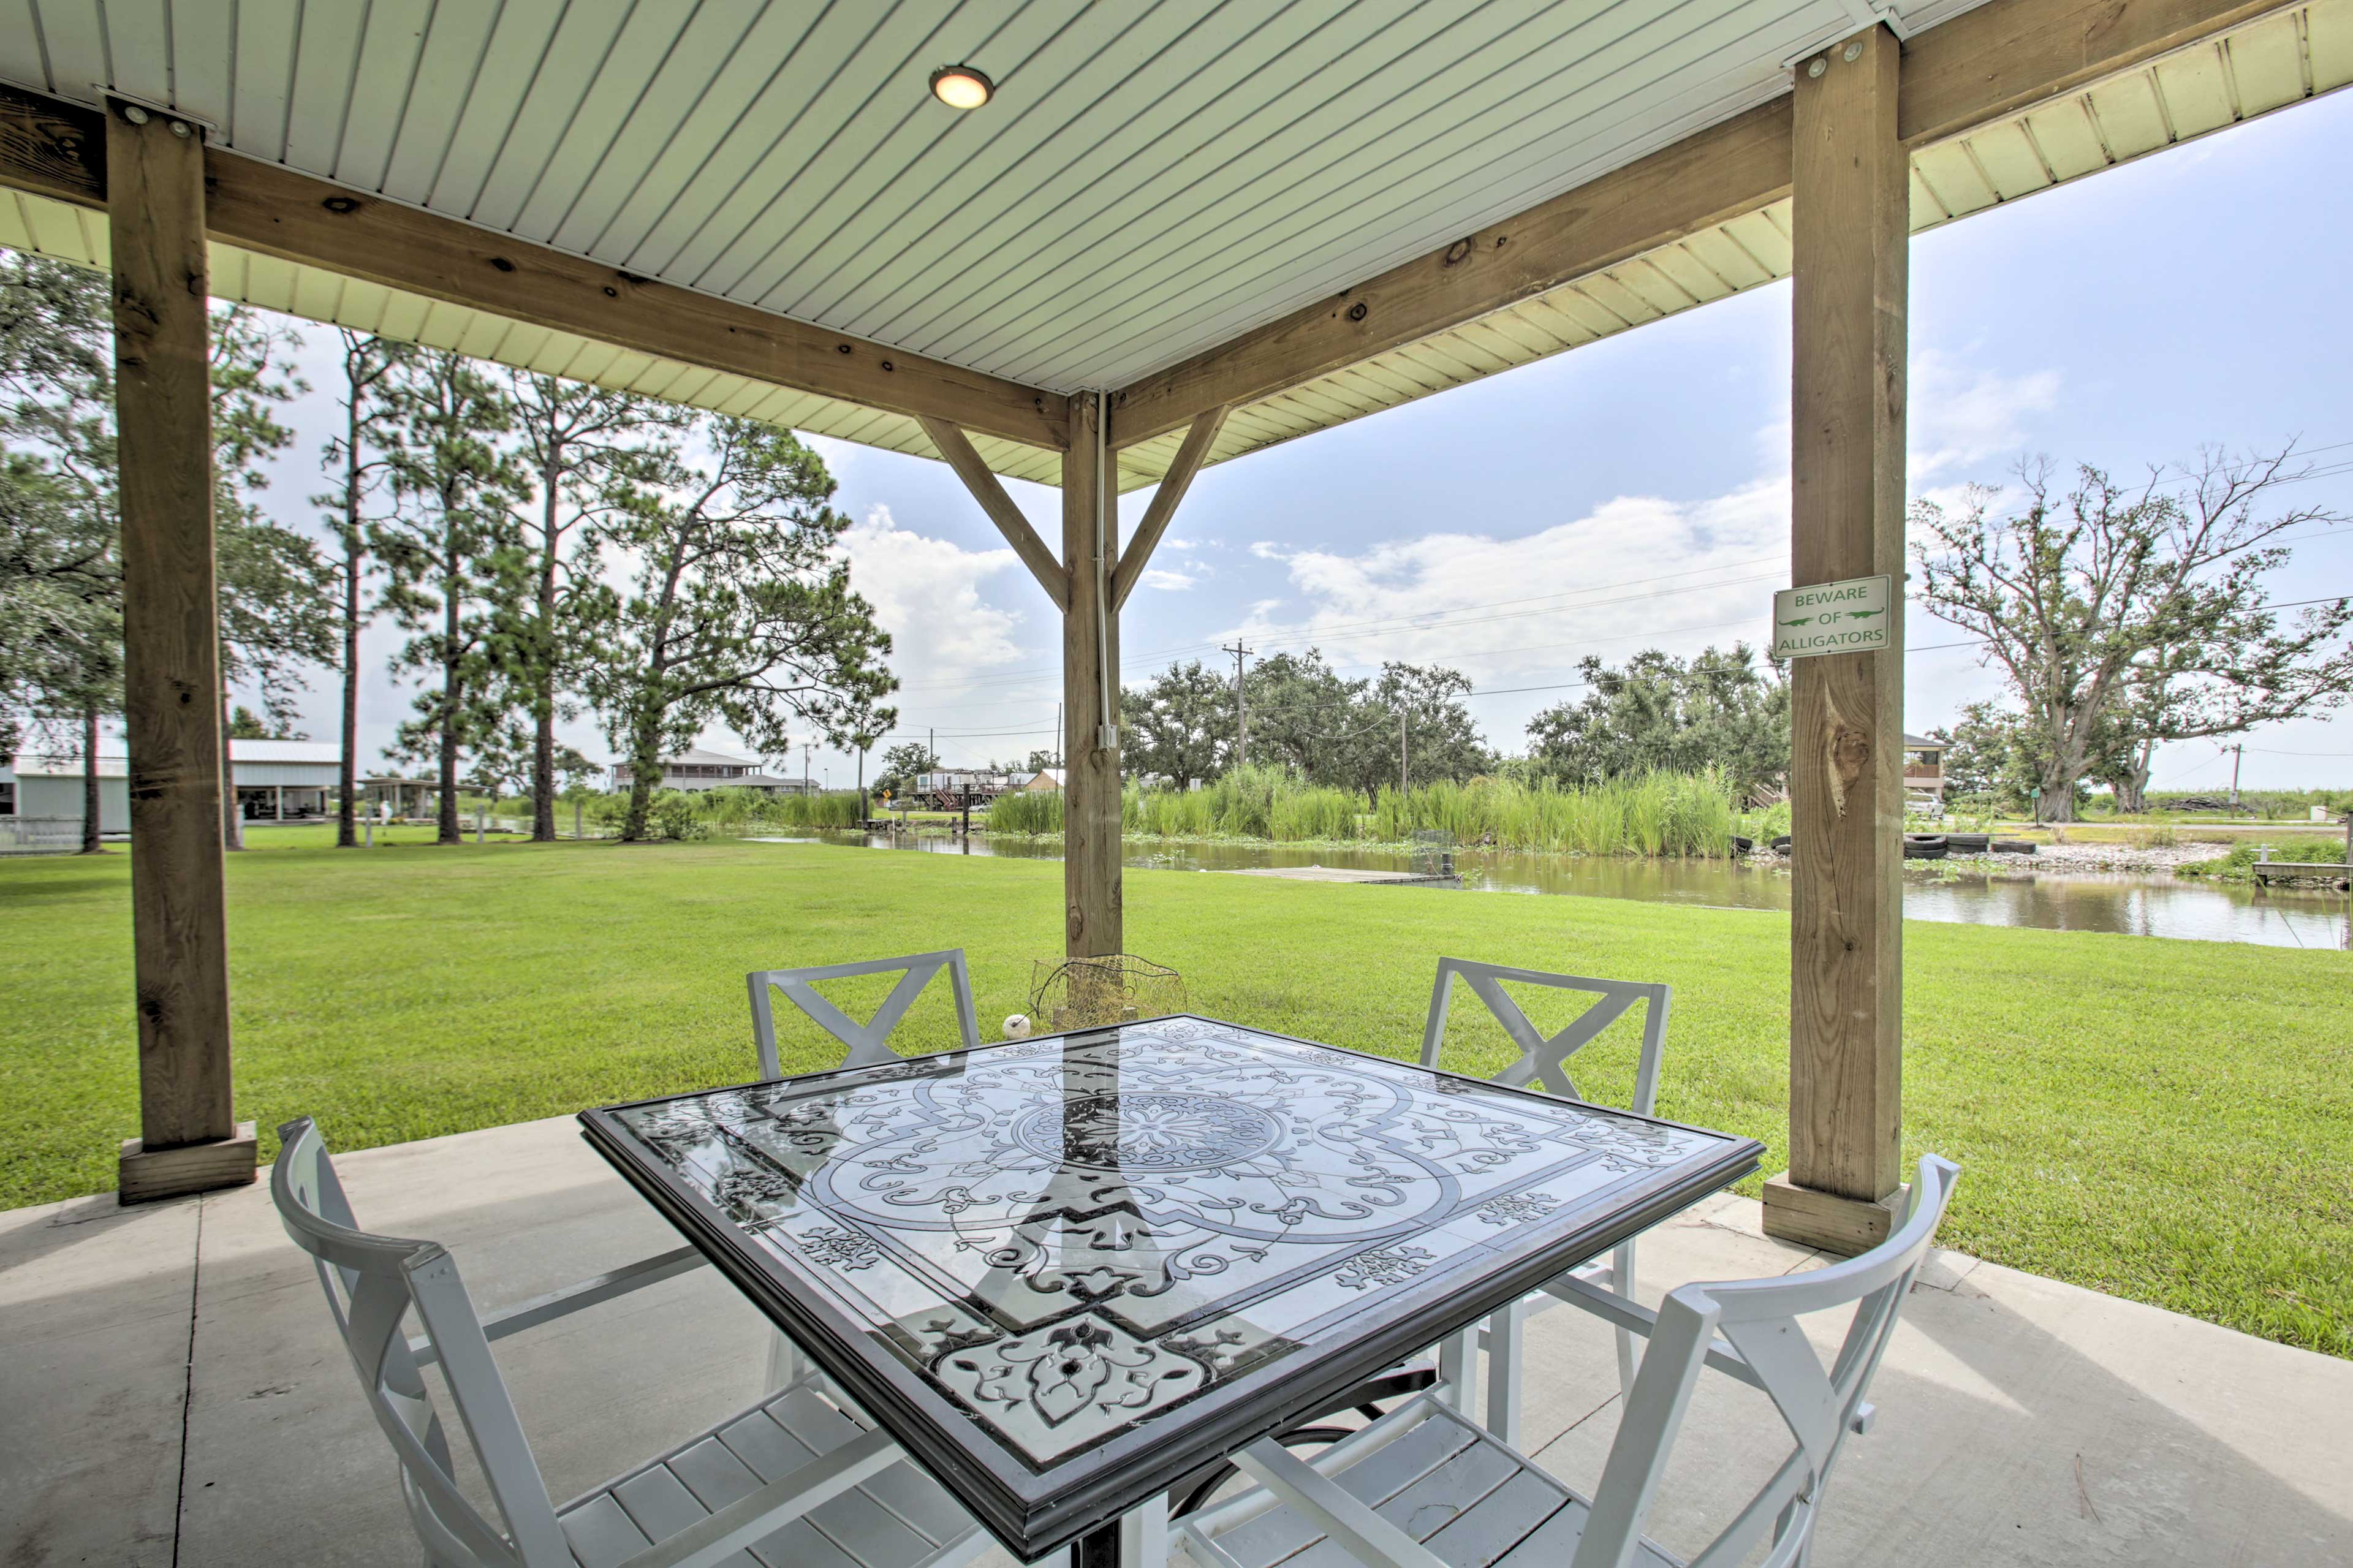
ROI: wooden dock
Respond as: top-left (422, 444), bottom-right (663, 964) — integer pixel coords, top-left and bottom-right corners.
top-left (1221, 865), bottom-right (1463, 888)
top-left (2251, 861), bottom-right (2350, 888)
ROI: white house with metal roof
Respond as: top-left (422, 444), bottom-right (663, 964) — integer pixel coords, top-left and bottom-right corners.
top-left (1, 739), bottom-right (343, 836)
top-left (608, 747), bottom-right (814, 797)
top-left (0, 749), bottom-right (129, 837)
top-left (225, 740), bottom-right (341, 819)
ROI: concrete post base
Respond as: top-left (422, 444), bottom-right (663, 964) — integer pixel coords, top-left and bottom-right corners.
top-left (119, 1121), bottom-right (258, 1205)
top-left (1760, 1170), bottom-right (1909, 1256)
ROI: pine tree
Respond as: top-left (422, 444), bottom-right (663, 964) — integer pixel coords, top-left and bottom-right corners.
top-left (376, 352), bottom-right (528, 846)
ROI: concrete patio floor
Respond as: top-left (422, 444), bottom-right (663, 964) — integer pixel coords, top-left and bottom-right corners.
top-left (4, 1114), bottom-right (2346, 1567)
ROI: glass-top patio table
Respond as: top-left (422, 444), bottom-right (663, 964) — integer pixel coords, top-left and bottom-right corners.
top-left (579, 1013), bottom-right (1762, 1564)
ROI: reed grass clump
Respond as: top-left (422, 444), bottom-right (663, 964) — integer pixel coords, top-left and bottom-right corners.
top-left (995, 766), bottom-right (1740, 857)
top-left (987, 788), bottom-right (1063, 835)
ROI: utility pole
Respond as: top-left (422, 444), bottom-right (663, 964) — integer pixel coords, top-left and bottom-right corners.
top-left (1400, 706), bottom-right (1409, 796)
top-left (2226, 743), bottom-right (2244, 808)
top-left (1222, 642), bottom-right (1253, 769)
top-left (804, 741), bottom-right (813, 797)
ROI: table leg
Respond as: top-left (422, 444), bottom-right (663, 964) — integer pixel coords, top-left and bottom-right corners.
top-left (1074, 1493), bottom-right (1169, 1568)
top-left (1075, 1520), bottom-right (1121, 1568)
top-left (766, 1328), bottom-right (806, 1392)
top-left (1484, 1298), bottom-right (1526, 1447)
top-left (1435, 1323), bottom-right (1480, 1419)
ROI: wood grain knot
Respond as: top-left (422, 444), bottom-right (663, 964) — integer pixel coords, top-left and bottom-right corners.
top-left (1826, 726), bottom-right (1871, 817)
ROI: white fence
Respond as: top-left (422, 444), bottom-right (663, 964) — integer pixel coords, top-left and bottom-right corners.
top-left (0, 817), bottom-right (86, 854)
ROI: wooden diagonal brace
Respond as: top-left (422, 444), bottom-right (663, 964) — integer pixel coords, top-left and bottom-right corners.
top-left (1111, 406), bottom-right (1227, 612)
top-left (918, 415), bottom-right (1069, 613)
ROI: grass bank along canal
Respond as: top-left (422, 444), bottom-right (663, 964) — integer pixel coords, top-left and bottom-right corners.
top-left (789, 831), bottom-right (2351, 949)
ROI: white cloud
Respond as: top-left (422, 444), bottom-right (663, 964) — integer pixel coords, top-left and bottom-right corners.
top-left (1161, 537), bottom-right (1199, 551)
top-left (1749, 353), bottom-right (2059, 487)
top-left (1249, 541), bottom-right (1289, 560)
top-left (1908, 352), bottom-right (2060, 478)
top-left (1227, 477), bottom-right (1791, 687)
top-left (1140, 567), bottom-right (1202, 592)
top-left (838, 504), bottom-right (1026, 675)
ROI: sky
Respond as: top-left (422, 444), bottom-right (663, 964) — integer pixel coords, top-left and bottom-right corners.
top-left (238, 83), bottom-right (2353, 797)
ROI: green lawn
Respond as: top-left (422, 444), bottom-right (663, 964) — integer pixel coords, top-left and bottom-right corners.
top-left (4, 830), bottom-right (2347, 1357)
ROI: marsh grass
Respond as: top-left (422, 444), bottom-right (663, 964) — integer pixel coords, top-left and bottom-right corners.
top-left (989, 768), bottom-right (1741, 857)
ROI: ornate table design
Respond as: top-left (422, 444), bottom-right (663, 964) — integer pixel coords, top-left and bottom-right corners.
top-left (596, 1017), bottom-right (1737, 1471)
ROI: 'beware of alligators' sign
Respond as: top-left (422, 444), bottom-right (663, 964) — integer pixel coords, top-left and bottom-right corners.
top-left (1771, 575), bottom-right (1893, 659)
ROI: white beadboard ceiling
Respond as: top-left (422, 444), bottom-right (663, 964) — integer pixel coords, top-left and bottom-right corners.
top-left (3, 0), bottom-right (2341, 490)
top-left (3, 0), bottom-right (1974, 399)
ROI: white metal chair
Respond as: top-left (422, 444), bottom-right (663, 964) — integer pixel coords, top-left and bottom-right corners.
top-left (271, 1115), bottom-right (993, 1568)
top-left (1178, 1155), bottom-right (1961, 1568)
top-left (748, 950), bottom-right (982, 1080)
top-left (1422, 958), bottom-right (1671, 1406)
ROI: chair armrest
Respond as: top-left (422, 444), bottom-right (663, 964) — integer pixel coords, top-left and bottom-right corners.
top-left (1540, 1274), bottom-right (1874, 1434)
top-left (408, 1244), bottom-right (708, 1365)
top-left (1541, 1273), bottom-right (1765, 1392)
top-left (619, 1426), bottom-right (900, 1568)
top-left (1233, 1438), bottom-right (1450, 1568)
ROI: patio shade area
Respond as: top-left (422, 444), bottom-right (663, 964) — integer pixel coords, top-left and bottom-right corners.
top-left (3, 0), bottom-right (2348, 1255)
top-left (4, 1115), bottom-right (2345, 1567)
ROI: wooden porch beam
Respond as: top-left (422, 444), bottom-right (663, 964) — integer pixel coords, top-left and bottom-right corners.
top-left (1111, 407), bottom-right (1228, 612)
top-left (1108, 0), bottom-right (2294, 449)
top-left (0, 83), bottom-right (1069, 452)
top-left (1761, 26), bottom-right (1909, 1256)
top-left (915, 416), bottom-right (1069, 613)
top-left (107, 98), bottom-right (255, 1203)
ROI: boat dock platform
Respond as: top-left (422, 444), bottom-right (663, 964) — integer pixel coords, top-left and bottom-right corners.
top-left (2251, 861), bottom-right (2350, 888)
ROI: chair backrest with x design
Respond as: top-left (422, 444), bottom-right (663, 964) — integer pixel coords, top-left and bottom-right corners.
top-left (1420, 957), bottom-right (1670, 1115)
top-left (271, 1116), bottom-right (570, 1568)
top-left (1571, 1154), bottom-right (1963, 1568)
top-left (748, 949), bottom-right (982, 1079)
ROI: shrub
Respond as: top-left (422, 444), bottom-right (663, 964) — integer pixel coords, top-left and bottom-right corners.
top-left (646, 791), bottom-right (708, 841)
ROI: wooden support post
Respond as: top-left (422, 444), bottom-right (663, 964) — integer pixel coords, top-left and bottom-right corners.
top-left (1761, 26), bottom-right (1907, 1256)
top-left (108, 99), bottom-right (254, 1203)
top-left (1062, 393), bottom-right (1122, 959)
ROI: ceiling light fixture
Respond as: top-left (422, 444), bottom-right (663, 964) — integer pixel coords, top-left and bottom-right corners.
top-left (930, 64), bottom-right (993, 110)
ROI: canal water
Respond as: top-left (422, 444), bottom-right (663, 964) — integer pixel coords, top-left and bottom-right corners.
top-left (771, 831), bottom-right (2349, 950)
